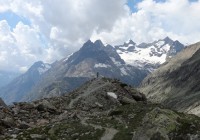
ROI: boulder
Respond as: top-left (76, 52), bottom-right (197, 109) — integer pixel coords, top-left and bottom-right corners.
top-left (36, 100), bottom-right (57, 113)
top-left (1, 117), bottom-right (15, 128)
top-left (118, 96), bottom-right (137, 105)
top-left (0, 98), bottom-right (7, 108)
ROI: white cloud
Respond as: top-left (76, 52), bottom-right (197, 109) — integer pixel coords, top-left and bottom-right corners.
top-left (0, 20), bottom-right (47, 72)
top-left (0, 0), bottom-right (200, 72)
top-left (92, 0), bottom-right (200, 45)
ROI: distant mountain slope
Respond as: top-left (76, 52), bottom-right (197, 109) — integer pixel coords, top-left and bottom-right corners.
top-left (1, 78), bottom-right (200, 140)
top-left (0, 61), bottom-right (51, 104)
top-left (115, 37), bottom-right (185, 71)
top-left (139, 42), bottom-right (200, 116)
top-left (0, 71), bottom-right (19, 88)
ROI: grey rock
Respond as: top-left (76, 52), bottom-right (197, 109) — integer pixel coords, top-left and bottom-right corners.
top-left (1, 117), bottom-right (15, 128)
top-left (118, 96), bottom-right (137, 105)
top-left (36, 100), bottom-right (56, 113)
top-left (0, 98), bottom-right (7, 107)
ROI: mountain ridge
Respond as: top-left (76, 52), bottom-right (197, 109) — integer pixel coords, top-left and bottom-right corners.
top-left (139, 41), bottom-right (200, 116)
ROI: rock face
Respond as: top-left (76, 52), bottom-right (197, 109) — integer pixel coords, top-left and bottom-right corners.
top-left (140, 42), bottom-right (200, 116)
top-left (1, 78), bottom-right (200, 140)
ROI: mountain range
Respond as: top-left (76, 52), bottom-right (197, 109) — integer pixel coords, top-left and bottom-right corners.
top-left (0, 37), bottom-right (184, 104)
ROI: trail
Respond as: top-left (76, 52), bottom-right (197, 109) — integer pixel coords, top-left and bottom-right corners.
top-left (80, 117), bottom-right (118, 140)
top-left (68, 81), bottom-right (109, 108)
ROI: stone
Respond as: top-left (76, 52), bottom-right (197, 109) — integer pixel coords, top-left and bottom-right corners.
top-left (36, 119), bottom-right (49, 126)
top-left (0, 98), bottom-right (7, 108)
top-left (36, 100), bottom-right (57, 113)
top-left (12, 107), bottom-right (20, 115)
top-left (1, 117), bottom-right (15, 128)
top-left (132, 92), bottom-right (147, 101)
top-left (30, 134), bottom-right (44, 139)
top-left (118, 96), bottom-right (137, 105)
top-left (18, 121), bottom-right (30, 129)
top-left (95, 102), bottom-right (103, 108)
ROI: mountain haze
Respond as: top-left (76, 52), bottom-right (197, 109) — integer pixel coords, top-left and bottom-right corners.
top-left (0, 61), bottom-right (51, 104)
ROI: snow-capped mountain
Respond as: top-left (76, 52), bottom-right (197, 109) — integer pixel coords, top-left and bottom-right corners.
top-left (115, 37), bottom-right (185, 71)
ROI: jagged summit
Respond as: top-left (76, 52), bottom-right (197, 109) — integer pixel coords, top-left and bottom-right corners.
top-left (94, 39), bottom-right (104, 47)
top-left (123, 39), bottom-right (136, 46)
top-left (163, 36), bottom-right (173, 44)
top-left (28, 61), bottom-right (51, 75)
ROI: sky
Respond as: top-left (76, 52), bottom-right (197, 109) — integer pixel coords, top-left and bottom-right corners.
top-left (0, 0), bottom-right (200, 73)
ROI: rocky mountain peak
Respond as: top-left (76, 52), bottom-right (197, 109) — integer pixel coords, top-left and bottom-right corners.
top-left (94, 39), bottom-right (104, 47)
top-left (28, 61), bottom-right (51, 75)
top-left (163, 36), bottom-right (174, 44)
top-left (124, 39), bottom-right (136, 46)
top-left (29, 61), bottom-right (44, 71)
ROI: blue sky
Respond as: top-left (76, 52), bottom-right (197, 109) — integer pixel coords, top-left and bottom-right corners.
top-left (0, 11), bottom-right (30, 29)
top-left (127, 0), bottom-right (198, 12)
top-left (127, 0), bottom-right (167, 12)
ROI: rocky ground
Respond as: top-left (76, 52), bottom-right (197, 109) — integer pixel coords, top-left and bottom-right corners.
top-left (1, 78), bottom-right (200, 140)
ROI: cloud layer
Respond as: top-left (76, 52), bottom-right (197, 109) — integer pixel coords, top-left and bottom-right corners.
top-left (0, 0), bottom-right (200, 72)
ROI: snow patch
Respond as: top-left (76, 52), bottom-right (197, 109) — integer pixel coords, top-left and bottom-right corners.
top-left (94, 63), bottom-right (110, 68)
top-left (63, 53), bottom-right (74, 62)
top-left (162, 44), bottom-right (171, 52)
top-left (156, 41), bottom-right (165, 47)
top-left (120, 67), bottom-right (128, 76)
top-left (38, 64), bottom-right (51, 75)
top-left (107, 92), bottom-right (117, 99)
top-left (110, 57), bottom-right (121, 66)
top-left (117, 45), bottom-right (167, 67)
top-left (128, 44), bottom-right (134, 47)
